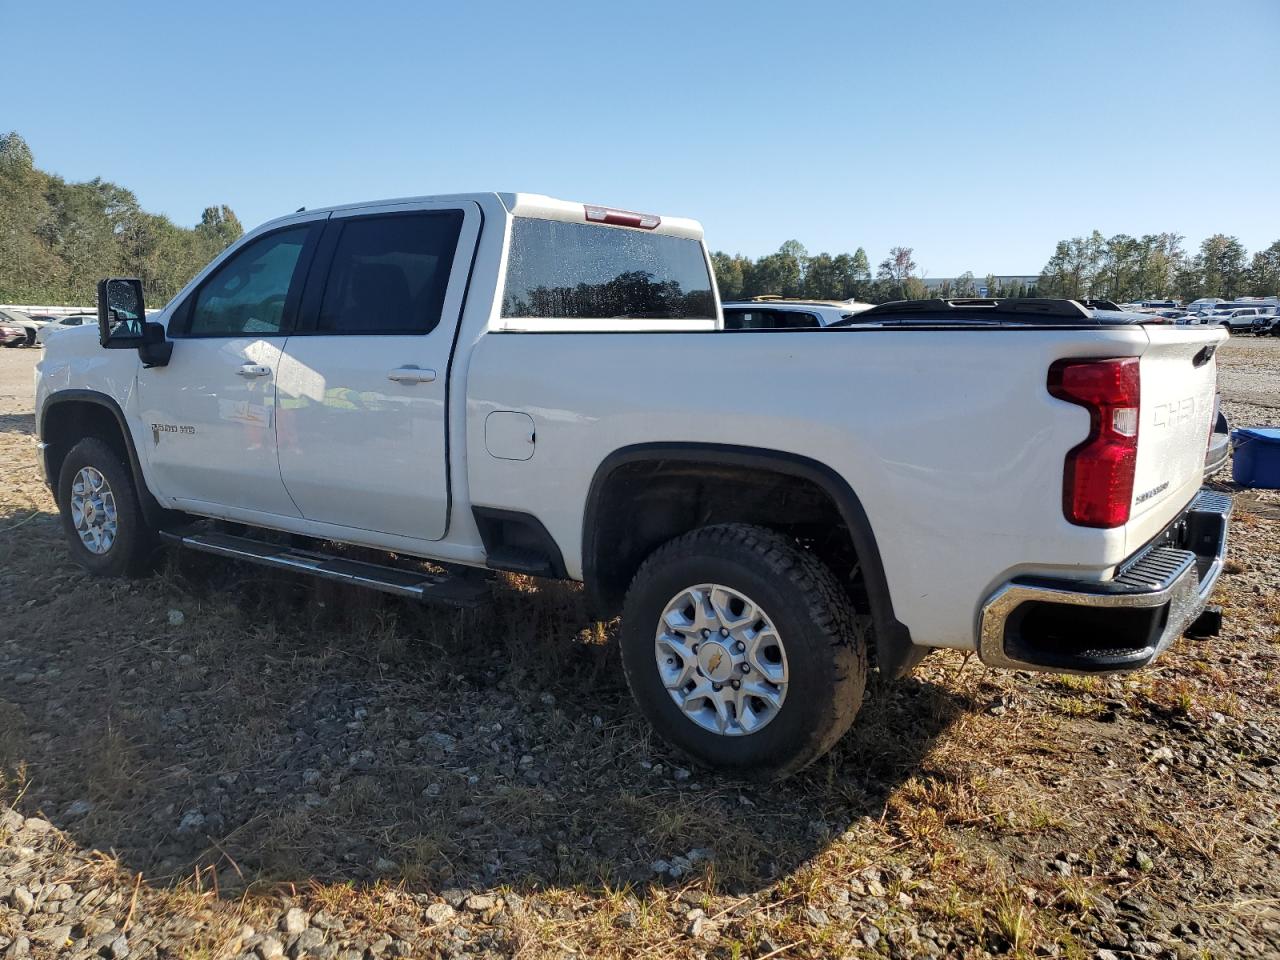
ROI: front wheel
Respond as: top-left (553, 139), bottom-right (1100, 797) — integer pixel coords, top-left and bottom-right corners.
top-left (57, 437), bottom-right (156, 576)
top-left (620, 524), bottom-right (867, 780)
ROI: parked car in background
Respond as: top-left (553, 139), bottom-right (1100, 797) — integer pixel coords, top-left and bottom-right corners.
top-left (35, 313), bottom-right (97, 345)
top-left (0, 321), bottom-right (27, 347)
top-left (1208, 306), bottom-right (1267, 333)
top-left (1229, 296), bottom-right (1280, 310)
top-left (0, 307), bottom-right (45, 346)
top-left (1252, 314), bottom-right (1280, 336)
top-left (721, 296), bottom-right (875, 329)
top-left (1187, 297), bottom-right (1227, 315)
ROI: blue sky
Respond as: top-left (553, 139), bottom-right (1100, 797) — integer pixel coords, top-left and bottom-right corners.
top-left (6, 0), bottom-right (1279, 275)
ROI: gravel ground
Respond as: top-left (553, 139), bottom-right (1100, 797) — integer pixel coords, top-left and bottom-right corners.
top-left (1, 337), bottom-right (1278, 959)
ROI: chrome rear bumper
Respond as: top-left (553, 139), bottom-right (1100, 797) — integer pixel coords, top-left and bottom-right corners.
top-left (978, 489), bottom-right (1232, 673)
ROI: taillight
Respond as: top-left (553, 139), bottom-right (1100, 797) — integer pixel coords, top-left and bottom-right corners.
top-left (584, 204), bottom-right (661, 230)
top-left (1048, 357), bottom-right (1141, 528)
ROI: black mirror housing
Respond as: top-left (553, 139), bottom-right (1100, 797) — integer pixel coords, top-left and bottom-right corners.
top-left (138, 321), bottom-right (172, 367)
top-left (97, 277), bottom-right (147, 348)
top-left (96, 278), bottom-right (171, 367)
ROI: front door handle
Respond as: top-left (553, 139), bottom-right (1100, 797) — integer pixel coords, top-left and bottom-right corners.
top-left (387, 366), bottom-right (437, 384)
top-left (236, 364), bottom-right (272, 379)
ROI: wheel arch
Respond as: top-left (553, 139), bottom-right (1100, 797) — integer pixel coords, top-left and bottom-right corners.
top-left (582, 442), bottom-right (923, 677)
top-left (40, 390), bottom-right (170, 527)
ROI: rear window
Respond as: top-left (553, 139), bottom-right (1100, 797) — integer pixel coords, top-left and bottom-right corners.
top-left (502, 217), bottom-right (715, 320)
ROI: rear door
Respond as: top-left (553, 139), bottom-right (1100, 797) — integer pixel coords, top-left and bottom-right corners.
top-left (275, 201), bottom-right (480, 541)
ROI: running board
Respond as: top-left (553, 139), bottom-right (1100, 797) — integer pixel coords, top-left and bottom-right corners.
top-left (159, 529), bottom-right (491, 606)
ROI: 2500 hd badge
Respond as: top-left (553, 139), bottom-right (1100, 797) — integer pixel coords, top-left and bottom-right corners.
top-left (151, 423), bottom-right (196, 444)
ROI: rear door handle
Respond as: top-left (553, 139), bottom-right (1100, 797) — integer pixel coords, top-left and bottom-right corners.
top-left (387, 366), bottom-right (437, 384)
top-left (236, 364), bottom-right (272, 379)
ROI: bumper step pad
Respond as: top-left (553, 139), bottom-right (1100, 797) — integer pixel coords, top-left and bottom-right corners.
top-left (979, 486), bottom-right (1233, 673)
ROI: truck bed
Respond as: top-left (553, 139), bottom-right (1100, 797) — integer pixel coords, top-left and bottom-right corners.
top-left (463, 323), bottom-right (1225, 652)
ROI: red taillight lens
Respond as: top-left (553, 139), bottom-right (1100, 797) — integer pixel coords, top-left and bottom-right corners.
top-left (1048, 357), bottom-right (1141, 528)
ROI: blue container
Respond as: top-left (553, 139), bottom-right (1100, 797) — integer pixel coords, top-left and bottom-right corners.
top-left (1231, 427), bottom-right (1280, 489)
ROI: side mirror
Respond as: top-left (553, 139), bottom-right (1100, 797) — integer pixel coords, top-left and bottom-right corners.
top-left (97, 277), bottom-right (171, 367)
top-left (97, 277), bottom-right (146, 348)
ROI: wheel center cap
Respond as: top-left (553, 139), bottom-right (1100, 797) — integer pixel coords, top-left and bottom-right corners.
top-left (697, 640), bottom-right (735, 682)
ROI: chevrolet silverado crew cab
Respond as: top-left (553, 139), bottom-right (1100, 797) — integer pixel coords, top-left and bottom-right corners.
top-left (35, 193), bottom-right (1232, 779)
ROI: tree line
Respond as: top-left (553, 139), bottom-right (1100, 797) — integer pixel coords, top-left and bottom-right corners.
top-left (710, 243), bottom-right (929, 303)
top-left (0, 131), bottom-right (242, 306)
top-left (4, 129), bottom-right (1277, 309)
top-left (711, 242), bottom-right (1042, 302)
top-left (714, 230), bottom-right (1279, 305)
top-left (1035, 232), bottom-right (1279, 302)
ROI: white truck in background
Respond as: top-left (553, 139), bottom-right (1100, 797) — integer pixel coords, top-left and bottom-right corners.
top-left (35, 193), bottom-right (1232, 778)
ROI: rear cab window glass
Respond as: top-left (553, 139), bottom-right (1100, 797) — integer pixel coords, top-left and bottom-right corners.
top-left (502, 218), bottom-right (715, 320)
top-left (317, 211), bottom-right (463, 335)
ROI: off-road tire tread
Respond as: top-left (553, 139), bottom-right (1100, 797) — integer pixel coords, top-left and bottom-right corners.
top-left (57, 437), bottom-right (156, 577)
top-left (621, 523), bottom-right (867, 780)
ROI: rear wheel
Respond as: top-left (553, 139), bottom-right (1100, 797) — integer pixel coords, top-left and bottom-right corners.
top-left (57, 437), bottom-right (156, 577)
top-left (620, 523), bottom-right (866, 780)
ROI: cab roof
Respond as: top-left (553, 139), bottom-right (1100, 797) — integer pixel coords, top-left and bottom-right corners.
top-left (258, 192), bottom-right (704, 241)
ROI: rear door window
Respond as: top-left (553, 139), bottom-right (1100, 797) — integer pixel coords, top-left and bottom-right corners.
top-left (315, 211), bottom-right (463, 335)
top-left (502, 218), bottom-right (715, 320)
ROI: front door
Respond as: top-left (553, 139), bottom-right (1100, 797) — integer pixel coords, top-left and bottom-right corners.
top-left (275, 202), bottom-right (479, 541)
top-left (137, 222), bottom-right (320, 517)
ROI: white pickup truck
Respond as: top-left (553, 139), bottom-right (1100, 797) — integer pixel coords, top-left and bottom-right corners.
top-left (35, 193), bottom-right (1232, 778)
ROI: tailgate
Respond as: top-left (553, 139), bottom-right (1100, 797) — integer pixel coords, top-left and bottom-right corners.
top-left (1127, 327), bottom-right (1224, 550)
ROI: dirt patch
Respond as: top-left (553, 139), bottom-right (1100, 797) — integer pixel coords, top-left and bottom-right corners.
top-left (1, 342), bottom-right (1277, 959)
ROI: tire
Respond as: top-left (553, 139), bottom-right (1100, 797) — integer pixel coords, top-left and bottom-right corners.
top-left (56, 437), bottom-right (156, 577)
top-left (620, 523), bottom-right (867, 780)
top-left (23, 327), bottom-right (37, 347)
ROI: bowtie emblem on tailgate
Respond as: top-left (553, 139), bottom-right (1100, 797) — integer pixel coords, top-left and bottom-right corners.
top-left (1152, 397), bottom-right (1195, 427)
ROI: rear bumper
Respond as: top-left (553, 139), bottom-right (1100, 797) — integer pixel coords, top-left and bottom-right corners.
top-left (978, 488), bottom-right (1232, 673)
top-left (1205, 432), bottom-right (1230, 479)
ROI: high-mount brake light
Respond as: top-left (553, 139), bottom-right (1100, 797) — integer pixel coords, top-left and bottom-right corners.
top-left (584, 205), bottom-right (661, 230)
top-left (1047, 357), bottom-right (1141, 528)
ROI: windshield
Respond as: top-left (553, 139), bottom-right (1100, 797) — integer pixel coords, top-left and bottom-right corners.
top-left (502, 218), bottom-right (715, 320)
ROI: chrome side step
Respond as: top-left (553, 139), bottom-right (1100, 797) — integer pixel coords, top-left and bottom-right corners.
top-left (159, 529), bottom-right (490, 606)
